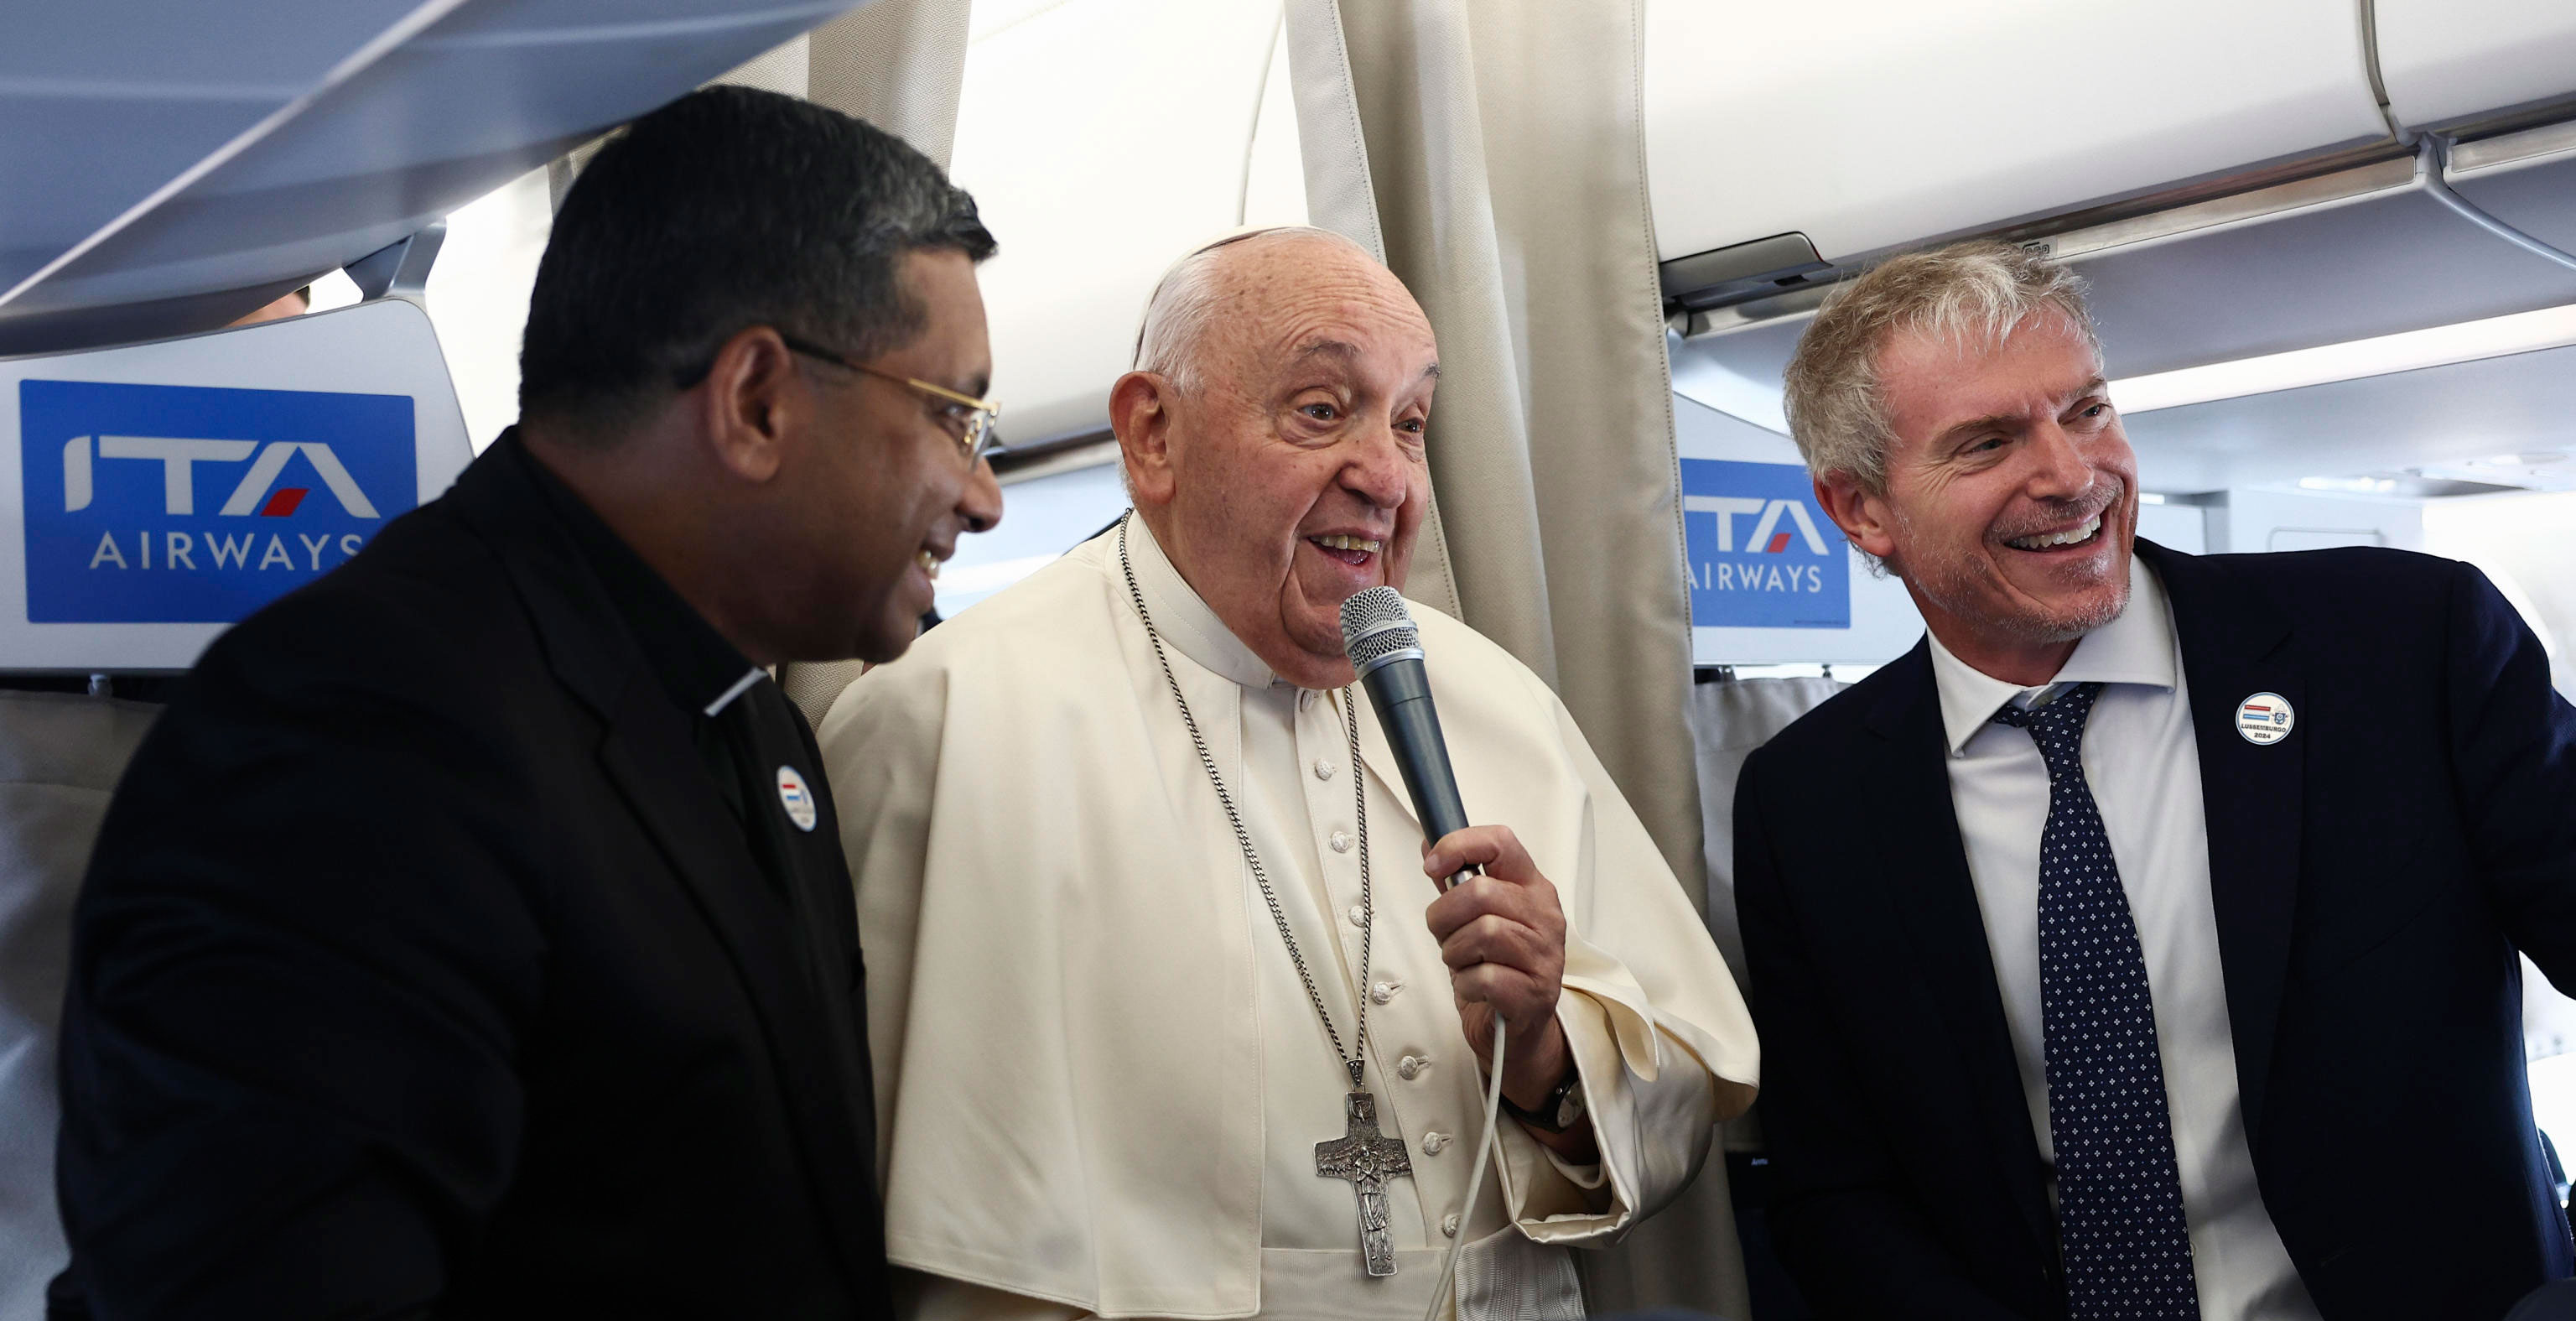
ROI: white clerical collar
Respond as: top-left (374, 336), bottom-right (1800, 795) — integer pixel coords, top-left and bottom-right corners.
top-left (1124, 515), bottom-right (1284, 690)
top-left (1924, 552), bottom-right (2179, 756)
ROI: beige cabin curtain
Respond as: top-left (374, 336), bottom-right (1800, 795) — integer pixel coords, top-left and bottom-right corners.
top-left (804, 0), bottom-right (974, 170)
top-left (1280, 3), bottom-right (1748, 1316)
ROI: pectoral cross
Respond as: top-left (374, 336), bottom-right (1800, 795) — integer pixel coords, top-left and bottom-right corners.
top-left (1316, 1088), bottom-right (1415, 1277)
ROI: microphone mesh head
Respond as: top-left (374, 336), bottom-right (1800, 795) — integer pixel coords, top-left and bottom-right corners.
top-left (1340, 586), bottom-right (1420, 670)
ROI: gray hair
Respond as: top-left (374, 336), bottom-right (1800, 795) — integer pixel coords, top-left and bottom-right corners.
top-left (1130, 226), bottom-right (1378, 393)
top-left (1781, 241), bottom-right (2101, 493)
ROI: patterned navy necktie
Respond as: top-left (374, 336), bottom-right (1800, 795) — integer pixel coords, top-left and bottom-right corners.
top-left (1992, 682), bottom-right (2200, 1318)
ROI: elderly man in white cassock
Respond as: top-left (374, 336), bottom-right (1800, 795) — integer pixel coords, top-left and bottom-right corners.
top-left (818, 226), bottom-right (1758, 1321)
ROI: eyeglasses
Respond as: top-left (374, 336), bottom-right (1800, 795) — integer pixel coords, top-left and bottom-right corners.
top-left (778, 333), bottom-right (1000, 468)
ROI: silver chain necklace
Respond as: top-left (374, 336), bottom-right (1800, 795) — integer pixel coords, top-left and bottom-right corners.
top-left (1116, 512), bottom-right (1415, 1277)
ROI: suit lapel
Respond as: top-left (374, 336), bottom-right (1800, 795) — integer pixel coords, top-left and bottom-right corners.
top-left (594, 681), bottom-right (883, 1280)
top-left (1861, 642), bottom-right (2055, 1251)
top-left (594, 680), bottom-right (822, 1071)
top-left (2137, 541), bottom-right (2303, 1147)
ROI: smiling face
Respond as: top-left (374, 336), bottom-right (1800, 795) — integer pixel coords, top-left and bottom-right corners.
top-left (1816, 309), bottom-right (2137, 684)
top-left (1117, 234), bottom-right (1439, 689)
top-left (778, 248), bottom-right (1003, 662)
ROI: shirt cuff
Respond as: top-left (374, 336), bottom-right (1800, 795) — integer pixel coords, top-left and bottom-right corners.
top-left (1497, 991), bottom-right (1628, 1238)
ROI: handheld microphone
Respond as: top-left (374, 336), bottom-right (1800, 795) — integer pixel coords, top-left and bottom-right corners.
top-left (1340, 585), bottom-right (1498, 1321)
top-left (1338, 586), bottom-right (1476, 888)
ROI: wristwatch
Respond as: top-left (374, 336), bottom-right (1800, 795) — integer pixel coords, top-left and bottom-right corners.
top-left (1499, 1066), bottom-right (1588, 1134)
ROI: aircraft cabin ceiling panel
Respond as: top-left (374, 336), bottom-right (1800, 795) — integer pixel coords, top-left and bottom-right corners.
top-left (0, 0), bottom-right (870, 356)
top-left (1642, 0), bottom-right (2389, 266)
top-left (2449, 138), bottom-right (2576, 254)
top-left (2374, 0), bottom-right (2576, 132)
top-left (2122, 341), bottom-right (2576, 491)
top-left (2069, 185), bottom-right (2576, 377)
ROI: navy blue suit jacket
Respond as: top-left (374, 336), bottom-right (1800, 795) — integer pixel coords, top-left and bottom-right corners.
top-left (1734, 542), bottom-right (2576, 1320)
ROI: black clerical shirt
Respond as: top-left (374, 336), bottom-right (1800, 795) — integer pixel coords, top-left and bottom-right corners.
top-left (515, 435), bottom-right (879, 1125)
top-left (520, 439), bottom-right (797, 871)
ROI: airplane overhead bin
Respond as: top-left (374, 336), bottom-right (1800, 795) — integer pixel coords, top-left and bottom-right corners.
top-left (1650, 0), bottom-right (2576, 517)
top-left (2, 0), bottom-right (873, 357)
top-left (1644, 0), bottom-right (2393, 293)
top-left (1650, 0), bottom-right (2576, 364)
top-left (2373, 0), bottom-right (2576, 131)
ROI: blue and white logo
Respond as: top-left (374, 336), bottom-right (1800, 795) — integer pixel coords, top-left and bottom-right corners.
top-left (20, 379), bottom-right (415, 624)
top-left (1681, 458), bottom-right (1851, 629)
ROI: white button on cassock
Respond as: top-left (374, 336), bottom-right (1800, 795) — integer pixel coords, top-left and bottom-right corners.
top-left (1421, 1131), bottom-right (1451, 1155)
top-left (1297, 689), bottom-right (1316, 711)
top-left (1371, 979), bottom-right (1400, 1004)
top-left (1312, 758), bottom-right (1334, 780)
top-left (1398, 1054), bottom-right (1427, 1080)
top-left (1347, 903), bottom-right (1368, 928)
top-left (1329, 830), bottom-right (1353, 854)
top-left (1441, 1213), bottom-right (1461, 1238)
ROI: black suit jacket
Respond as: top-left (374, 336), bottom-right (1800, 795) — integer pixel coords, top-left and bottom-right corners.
top-left (50, 439), bottom-right (891, 1318)
top-left (1735, 541), bottom-right (2576, 1321)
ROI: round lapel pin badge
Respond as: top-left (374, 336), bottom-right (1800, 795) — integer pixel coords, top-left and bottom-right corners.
top-left (775, 766), bottom-right (818, 831)
top-left (2236, 692), bottom-right (2294, 746)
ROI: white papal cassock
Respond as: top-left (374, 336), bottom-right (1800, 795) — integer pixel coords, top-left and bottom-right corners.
top-left (818, 520), bottom-right (1758, 1321)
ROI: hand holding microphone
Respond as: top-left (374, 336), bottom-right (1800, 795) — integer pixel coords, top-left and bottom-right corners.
top-left (1339, 590), bottom-right (1582, 1133)
top-left (1420, 824), bottom-right (1571, 1100)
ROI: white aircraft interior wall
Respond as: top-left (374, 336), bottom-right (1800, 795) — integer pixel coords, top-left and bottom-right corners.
top-left (932, 458), bottom-right (1128, 618)
top-left (910, 0), bottom-right (1313, 616)
top-left (420, 169), bottom-right (555, 454)
top-left (2423, 491), bottom-right (2576, 698)
top-left (2220, 487), bottom-right (2425, 554)
top-left (948, 0), bottom-right (1306, 449)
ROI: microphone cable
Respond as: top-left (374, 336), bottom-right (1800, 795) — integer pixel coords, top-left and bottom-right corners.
top-left (1424, 1018), bottom-right (1506, 1321)
top-left (1332, 585), bottom-right (1523, 1321)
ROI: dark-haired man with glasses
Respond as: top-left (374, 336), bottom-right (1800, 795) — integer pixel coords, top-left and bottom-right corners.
top-left (51, 85), bottom-right (998, 1320)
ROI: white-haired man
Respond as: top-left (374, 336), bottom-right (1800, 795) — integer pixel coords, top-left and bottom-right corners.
top-left (818, 227), bottom-right (1758, 1319)
top-left (1734, 241), bottom-right (2576, 1320)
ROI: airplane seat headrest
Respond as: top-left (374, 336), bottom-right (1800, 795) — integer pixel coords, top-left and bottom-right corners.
top-left (0, 297), bottom-right (473, 674)
top-left (781, 658), bottom-right (871, 732)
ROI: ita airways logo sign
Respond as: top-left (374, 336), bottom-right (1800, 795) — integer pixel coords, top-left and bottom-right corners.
top-left (19, 379), bottom-right (416, 623)
top-left (1680, 458), bottom-right (1851, 629)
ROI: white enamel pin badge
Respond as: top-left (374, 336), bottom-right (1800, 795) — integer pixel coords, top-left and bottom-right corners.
top-left (2236, 693), bottom-right (2295, 746)
top-left (776, 766), bottom-right (818, 831)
